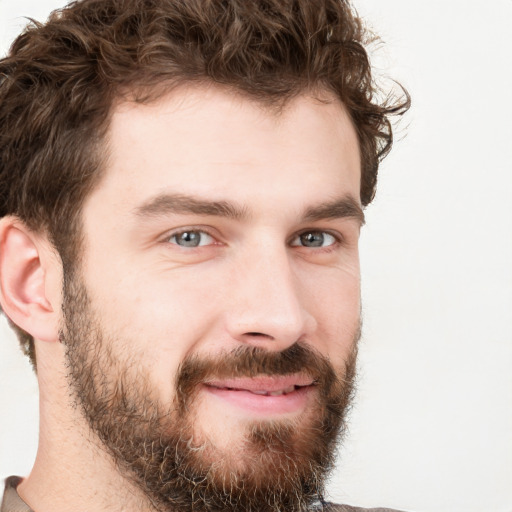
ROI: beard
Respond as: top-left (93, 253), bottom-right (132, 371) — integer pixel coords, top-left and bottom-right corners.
top-left (61, 270), bottom-right (359, 512)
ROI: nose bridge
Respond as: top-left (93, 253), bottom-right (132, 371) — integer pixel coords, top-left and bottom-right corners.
top-left (226, 239), bottom-right (315, 349)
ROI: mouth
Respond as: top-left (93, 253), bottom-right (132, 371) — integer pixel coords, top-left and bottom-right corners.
top-left (227, 384), bottom-right (300, 396)
top-left (202, 376), bottom-right (315, 416)
top-left (206, 383), bottom-right (308, 396)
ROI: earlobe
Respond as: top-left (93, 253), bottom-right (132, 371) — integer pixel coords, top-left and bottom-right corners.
top-left (0, 218), bottom-right (61, 343)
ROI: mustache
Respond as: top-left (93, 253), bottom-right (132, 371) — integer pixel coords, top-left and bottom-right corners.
top-left (174, 342), bottom-right (350, 410)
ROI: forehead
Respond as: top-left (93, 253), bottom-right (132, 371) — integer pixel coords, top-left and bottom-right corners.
top-left (89, 85), bottom-right (361, 217)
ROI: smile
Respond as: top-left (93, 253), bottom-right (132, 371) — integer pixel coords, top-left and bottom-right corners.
top-left (202, 376), bottom-right (315, 415)
top-left (206, 383), bottom-right (309, 396)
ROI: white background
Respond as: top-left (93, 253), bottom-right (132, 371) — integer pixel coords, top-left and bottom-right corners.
top-left (0, 1), bottom-right (511, 511)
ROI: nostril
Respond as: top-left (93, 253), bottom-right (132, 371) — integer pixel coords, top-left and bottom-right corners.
top-left (245, 332), bottom-right (274, 339)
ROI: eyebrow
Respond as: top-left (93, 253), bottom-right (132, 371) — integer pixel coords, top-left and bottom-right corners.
top-left (134, 193), bottom-right (248, 220)
top-left (303, 195), bottom-right (365, 226)
top-left (133, 192), bottom-right (364, 225)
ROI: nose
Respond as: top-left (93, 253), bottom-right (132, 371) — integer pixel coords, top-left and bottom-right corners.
top-left (224, 246), bottom-right (317, 351)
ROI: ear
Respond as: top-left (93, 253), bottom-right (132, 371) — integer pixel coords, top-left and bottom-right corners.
top-left (0, 217), bottom-right (62, 343)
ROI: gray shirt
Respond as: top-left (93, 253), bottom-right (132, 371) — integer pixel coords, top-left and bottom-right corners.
top-left (1, 478), bottom-right (33, 512)
top-left (1, 476), bottom-right (405, 511)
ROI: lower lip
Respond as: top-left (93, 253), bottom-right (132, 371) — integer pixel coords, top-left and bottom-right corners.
top-left (203, 384), bottom-right (313, 416)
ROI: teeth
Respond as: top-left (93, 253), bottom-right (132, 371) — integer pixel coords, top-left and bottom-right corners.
top-left (251, 385), bottom-right (296, 396)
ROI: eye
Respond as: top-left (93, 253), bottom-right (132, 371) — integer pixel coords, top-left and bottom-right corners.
top-left (290, 231), bottom-right (338, 248)
top-left (168, 230), bottom-right (214, 248)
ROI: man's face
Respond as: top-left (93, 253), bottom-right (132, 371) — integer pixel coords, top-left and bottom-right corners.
top-left (62, 86), bottom-right (363, 510)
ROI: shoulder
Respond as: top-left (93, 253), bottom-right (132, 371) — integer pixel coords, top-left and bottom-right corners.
top-left (323, 504), bottom-right (407, 512)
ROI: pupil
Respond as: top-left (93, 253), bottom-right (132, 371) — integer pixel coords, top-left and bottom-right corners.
top-left (301, 232), bottom-right (324, 247)
top-left (178, 231), bottom-right (200, 247)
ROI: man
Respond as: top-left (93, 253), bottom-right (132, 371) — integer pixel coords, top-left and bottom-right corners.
top-left (0, 0), bottom-right (409, 510)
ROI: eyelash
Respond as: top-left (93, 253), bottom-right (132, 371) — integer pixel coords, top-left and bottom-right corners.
top-left (163, 227), bottom-right (344, 251)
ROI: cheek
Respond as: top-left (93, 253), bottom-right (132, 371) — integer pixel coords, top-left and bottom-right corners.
top-left (85, 264), bottom-right (225, 402)
top-left (300, 266), bottom-right (361, 358)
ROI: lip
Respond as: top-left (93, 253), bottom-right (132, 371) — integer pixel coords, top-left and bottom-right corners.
top-left (203, 375), bottom-right (315, 416)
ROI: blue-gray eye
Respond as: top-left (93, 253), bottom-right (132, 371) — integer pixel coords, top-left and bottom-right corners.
top-left (291, 231), bottom-right (337, 248)
top-left (169, 230), bottom-right (213, 247)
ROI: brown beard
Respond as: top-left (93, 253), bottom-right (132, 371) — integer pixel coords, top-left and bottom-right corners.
top-left (61, 270), bottom-right (358, 512)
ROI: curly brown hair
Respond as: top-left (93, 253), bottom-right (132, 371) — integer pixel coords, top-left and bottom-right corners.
top-left (0, 0), bottom-right (409, 367)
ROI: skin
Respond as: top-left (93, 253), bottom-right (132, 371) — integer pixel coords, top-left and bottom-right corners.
top-left (0, 85), bottom-right (363, 511)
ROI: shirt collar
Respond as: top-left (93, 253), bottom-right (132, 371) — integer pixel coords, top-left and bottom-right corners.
top-left (1, 477), bottom-right (34, 512)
